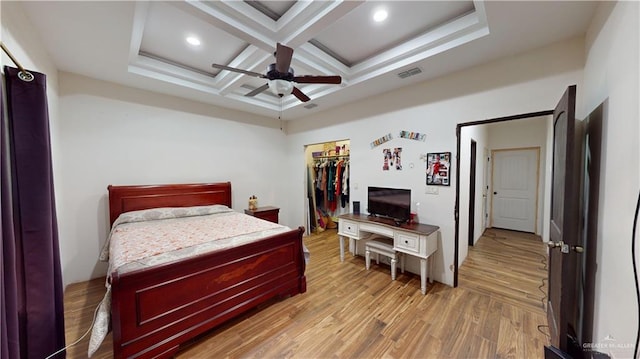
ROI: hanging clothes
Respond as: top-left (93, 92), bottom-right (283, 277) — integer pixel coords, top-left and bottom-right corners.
top-left (341, 160), bottom-right (350, 208)
top-left (334, 160), bottom-right (343, 202)
top-left (308, 153), bottom-right (350, 219)
top-left (327, 161), bottom-right (337, 212)
top-left (307, 165), bottom-right (317, 232)
top-left (320, 162), bottom-right (329, 207)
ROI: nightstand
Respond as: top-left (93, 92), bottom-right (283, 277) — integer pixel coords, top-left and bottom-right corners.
top-left (244, 206), bottom-right (279, 223)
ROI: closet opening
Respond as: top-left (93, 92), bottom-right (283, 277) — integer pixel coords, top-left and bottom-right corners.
top-left (304, 140), bottom-right (350, 234)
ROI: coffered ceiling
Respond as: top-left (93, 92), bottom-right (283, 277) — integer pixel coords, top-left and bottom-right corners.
top-left (18, 1), bottom-right (598, 120)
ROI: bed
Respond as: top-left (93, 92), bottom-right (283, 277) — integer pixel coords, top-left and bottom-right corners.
top-left (99, 182), bottom-right (306, 358)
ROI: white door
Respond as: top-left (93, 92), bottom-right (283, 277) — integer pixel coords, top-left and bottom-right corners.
top-left (491, 148), bottom-right (539, 232)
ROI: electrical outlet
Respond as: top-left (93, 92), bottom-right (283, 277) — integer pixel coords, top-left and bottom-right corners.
top-left (425, 187), bottom-right (439, 195)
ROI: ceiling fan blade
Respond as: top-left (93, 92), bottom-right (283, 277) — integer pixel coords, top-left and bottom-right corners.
top-left (275, 43), bottom-right (293, 73)
top-left (212, 64), bottom-right (265, 78)
top-left (293, 75), bottom-right (342, 84)
top-left (245, 83), bottom-right (269, 97)
top-left (292, 86), bottom-right (310, 102)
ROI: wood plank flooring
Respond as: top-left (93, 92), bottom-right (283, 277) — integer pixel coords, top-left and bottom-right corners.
top-left (63, 227), bottom-right (549, 358)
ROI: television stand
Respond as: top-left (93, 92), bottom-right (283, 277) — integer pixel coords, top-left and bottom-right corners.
top-left (337, 213), bottom-right (439, 294)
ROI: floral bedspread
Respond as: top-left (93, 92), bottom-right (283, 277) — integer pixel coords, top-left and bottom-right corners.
top-left (106, 205), bottom-right (288, 275)
top-left (88, 205), bottom-right (304, 356)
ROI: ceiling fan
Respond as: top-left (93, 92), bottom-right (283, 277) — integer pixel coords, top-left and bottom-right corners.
top-left (212, 43), bottom-right (342, 102)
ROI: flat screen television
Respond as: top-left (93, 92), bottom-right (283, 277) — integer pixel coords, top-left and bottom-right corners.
top-left (367, 186), bottom-right (411, 225)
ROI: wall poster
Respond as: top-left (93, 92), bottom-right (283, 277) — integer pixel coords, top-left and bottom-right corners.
top-left (426, 152), bottom-right (450, 186)
top-left (383, 147), bottom-right (402, 171)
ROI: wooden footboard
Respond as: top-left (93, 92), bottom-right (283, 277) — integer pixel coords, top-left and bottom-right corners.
top-left (110, 226), bottom-right (306, 358)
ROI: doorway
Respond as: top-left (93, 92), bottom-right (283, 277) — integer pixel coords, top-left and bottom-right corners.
top-left (455, 86), bottom-right (602, 357)
top-left (304, 140), bottom-right (350, 234)
top-left (490, 147), bottom-right (540, 233)
top-left (457, 114), bottom-right (550, 273)
top-left (454, 109), bottom-right (552, 285)
top-left (468, 140), bottom-right (477, 246)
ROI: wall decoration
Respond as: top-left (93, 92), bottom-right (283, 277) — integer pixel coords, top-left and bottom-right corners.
top-left (399, 130), bottom-right (426, 141)
top-left (426, 152), bottom-right (451, 186)
top-left (382, 148), bottom-right (403, 171)
top-left (393, 147), bottom-right (403, 170)
top-left (370, 133), bottom-right (393, 148)
top-left (382, 148), bottom-right (391, 171)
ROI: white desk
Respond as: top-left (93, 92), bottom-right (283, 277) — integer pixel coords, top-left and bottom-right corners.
top-left (338, 214), bottom-right (439, 294)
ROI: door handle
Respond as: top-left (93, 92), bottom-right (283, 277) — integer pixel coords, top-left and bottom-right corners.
top-left (571, 245), bottom-right (584, 253)
top-left (547, 241), bottom-right (562, 249)
top-left (548, 241), bottom-right (569, 253)
top-left (548, 241), bottom-right (583, 254)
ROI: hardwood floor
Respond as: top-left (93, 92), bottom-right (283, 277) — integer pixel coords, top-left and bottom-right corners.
top-left (63, 227), bottom-right (549, 358)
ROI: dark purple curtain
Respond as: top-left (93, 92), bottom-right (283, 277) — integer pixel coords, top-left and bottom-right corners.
top-left (1, 66), bottom-right (65, 358)
top-left (1, 66), bottom-right (20, 359)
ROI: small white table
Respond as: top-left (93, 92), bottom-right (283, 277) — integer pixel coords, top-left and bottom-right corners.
top-left (338, 214), bottom-right (439, 294)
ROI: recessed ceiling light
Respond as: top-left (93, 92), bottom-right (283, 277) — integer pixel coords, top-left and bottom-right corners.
top-left (373, 9), bottom-right (388, 23)
top-left (186, 36), bottom-right (201, 46)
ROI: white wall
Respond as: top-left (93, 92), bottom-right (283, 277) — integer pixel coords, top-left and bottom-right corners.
top-left (459, 124), bottom-right (489, 264)
top-left (582, 2), bottom-right (639, 356)
top-left (56, 73), bottom-right (292, 284)
top-left (286, 37), bottom-right (585, 286)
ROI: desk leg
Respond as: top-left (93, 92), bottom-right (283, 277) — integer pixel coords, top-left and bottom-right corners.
top-left (420, 258), bottom-right (427, 295)
top-left (339, 235), bottom-right (345, 262)
top-left (428, 256), bottom-right (434, 284)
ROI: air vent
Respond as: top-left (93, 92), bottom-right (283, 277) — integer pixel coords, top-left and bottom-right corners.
top-left (397, 67), bottom-right (422, 79)
top-left (304, 103), bottom-right (318, 110)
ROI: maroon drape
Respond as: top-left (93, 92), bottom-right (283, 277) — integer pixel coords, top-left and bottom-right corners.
top-left (1, 66), bottom-right (65, 358)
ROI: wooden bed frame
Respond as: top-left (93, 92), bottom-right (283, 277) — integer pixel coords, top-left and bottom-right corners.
top-left (106, 182), bottom-right (306, 358)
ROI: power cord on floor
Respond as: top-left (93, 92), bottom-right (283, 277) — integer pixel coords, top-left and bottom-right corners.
top-left (44, 296), bottom-right (104, 359)
top-left (538, 324), bottom-right (551, 340)
top-left (485, 231), bottom-right (551, 343)
top-left (632, 190), bottom-right (640, 359)
top-left (539, 277), bottom-right (548, 310)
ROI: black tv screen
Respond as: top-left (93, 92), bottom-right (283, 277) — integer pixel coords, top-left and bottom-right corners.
top-left (367, 187), bottom-right (411, 223)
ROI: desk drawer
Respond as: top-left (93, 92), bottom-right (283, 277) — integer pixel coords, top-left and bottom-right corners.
top-left (339, 220), bottom-right (359, 237)
top-left (359, 222), bottom-right (394, 237)
top-left (395, 231), bottom-right (420, 254)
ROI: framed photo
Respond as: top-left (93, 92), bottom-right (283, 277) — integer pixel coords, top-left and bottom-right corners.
top-left (426, 152), bottom-right (451, 186)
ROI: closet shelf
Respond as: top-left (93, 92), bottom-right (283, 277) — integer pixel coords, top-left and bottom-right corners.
top-left (313, 154), bottom-right (350, 159)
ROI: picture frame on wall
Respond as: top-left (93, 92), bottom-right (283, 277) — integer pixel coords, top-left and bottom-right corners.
top-left (426, 152), bottom-right (451, 186)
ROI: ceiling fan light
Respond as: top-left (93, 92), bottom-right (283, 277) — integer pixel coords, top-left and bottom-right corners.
top-left (268, 79), bottom-right (293, 97)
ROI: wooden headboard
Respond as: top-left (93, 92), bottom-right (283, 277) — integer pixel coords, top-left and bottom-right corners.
top-left (107, 182), bottom-right (232, 226)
